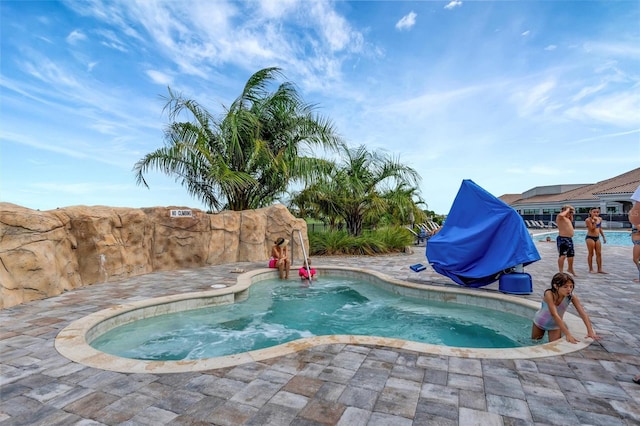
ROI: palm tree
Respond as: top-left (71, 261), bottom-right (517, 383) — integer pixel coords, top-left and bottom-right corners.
top-left (299, 145), bottom-right (421, 236)
top-left (134, 67), bottom-right (343, 211)
top-left (371, 183), bottom-right (427, 228)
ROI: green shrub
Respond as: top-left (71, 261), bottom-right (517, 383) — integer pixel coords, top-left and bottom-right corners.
top-left (309, 226), bottom-right (414, 256)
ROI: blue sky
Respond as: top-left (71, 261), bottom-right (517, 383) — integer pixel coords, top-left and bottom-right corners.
top-left (1, 0), bottom-right (639, 214)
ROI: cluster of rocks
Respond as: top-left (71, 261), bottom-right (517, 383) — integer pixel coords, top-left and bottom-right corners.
top-left (0, 203), bottom-right (306, 309)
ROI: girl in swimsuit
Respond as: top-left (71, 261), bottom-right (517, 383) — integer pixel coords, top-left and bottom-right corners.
top-left (531, 273), bottom-right (600, 343)
top-left (585, 208), bottom-right (607, 274)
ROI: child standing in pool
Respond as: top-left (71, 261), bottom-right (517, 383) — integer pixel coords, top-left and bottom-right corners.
top-left (531, 272), bottom-right (600, 343)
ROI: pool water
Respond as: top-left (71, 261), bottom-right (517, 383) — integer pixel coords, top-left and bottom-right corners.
top-left (541, 230), bottom-right (633, 247)
top-left (91, 277), bottom-right (539, 361)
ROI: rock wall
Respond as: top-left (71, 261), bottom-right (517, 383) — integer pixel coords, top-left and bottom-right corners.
top-left (0, 203), bottom-right (307, 309)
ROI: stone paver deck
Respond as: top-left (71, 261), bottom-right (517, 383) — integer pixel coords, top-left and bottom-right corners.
top-left (1, 234), bottom-right (639, 425)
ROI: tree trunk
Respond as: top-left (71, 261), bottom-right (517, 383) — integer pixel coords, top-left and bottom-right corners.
top-left (346, 214), bottom-right (362, 237)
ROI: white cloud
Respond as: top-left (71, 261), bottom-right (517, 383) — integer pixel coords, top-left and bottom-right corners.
top-left (511, 80), bottom-right (556, 117)
top-left (565, 90), bottom-right (640, 127)
top-left (565, 129), bottom-right (640, 145)
top-left (571, 82), bottom-right (607, 102)
top-left (583, 41), bottom-right (640, 58)
top-left (382, 84), bottom-right (485, 116)
top-left (257, 0), bottom-right (298, 19)
top-left (521, 30), bottom-right (530, 37)
top-left (146, 69), bottom-right (173, 86)
top-left (21, 54), bottom-right (82, 89)
top-left (30, 182), bottom-right (133, 195)
top-left (66, 29), bottom-right (86, 44)
top-left (396, 12), bottom-right (417, 31)
top-left (444, 1), bottom-right (462, 10)
top-left (505, 166), bottom-right (562, 176)
top-left (1, 130), bottom-right (90, 160)
top-left (544, 45), bottom-right (557, 51)
top-left (60, 0), bottom-right (369, 94)
top-left (96, 29), bottom-right (128, 52)
top-left (87, 61), bottom-right (98, 72)
top-left (310, 2), bottom-right (359, 53)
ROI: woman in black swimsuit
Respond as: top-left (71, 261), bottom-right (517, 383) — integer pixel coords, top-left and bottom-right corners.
top-left (585, 208), bottom-right (607, 274)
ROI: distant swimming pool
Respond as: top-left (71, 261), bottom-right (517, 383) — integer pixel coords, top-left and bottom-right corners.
top-left (540, 230), bottom-right (633, 247)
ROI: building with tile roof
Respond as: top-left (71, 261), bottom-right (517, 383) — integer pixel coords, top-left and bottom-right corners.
top-left (499, 167), bottom-right (640, 226)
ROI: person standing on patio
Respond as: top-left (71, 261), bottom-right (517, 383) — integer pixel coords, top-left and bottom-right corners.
top-left (556, 205), bottom-right (577, 276)
top-left (630, 185), bottom-right (640, 284)
top-left (585, 208), bottom-right (607, 274)
top-left (629, 185), bottom-right (640, 385)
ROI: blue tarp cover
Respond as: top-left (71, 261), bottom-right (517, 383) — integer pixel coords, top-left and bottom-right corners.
top-left (426, 179), bottom-right (540, 287)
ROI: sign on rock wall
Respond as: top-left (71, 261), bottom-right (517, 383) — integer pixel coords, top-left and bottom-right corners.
top-left (170, 209), bottom-right (193, 217)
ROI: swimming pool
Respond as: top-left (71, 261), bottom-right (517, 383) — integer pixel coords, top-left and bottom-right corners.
top-left (90, 277), bottom-right (538, 361)
top-left (539, 230), bottom-right (633, 246)
top-left (55, 267), bottom-right (592, 373)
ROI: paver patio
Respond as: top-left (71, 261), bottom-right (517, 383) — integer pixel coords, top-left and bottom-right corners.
top-left (1, 234), bottom-right (639, 425)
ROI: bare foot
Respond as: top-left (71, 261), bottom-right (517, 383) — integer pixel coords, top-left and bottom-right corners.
top-left (568, 270), bottom-right (577, 277)
top-left (589, 270), bottom-right (595, 274)
top-left (634, 279), bottom-right (640, 283)
top-left (597, 271), bottom-right (608, 274)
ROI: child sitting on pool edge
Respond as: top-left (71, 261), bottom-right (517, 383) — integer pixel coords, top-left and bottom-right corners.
top-left (531, 272), bottom-right (601, 343)
top-left (299, 258), bottom-right (316, 281)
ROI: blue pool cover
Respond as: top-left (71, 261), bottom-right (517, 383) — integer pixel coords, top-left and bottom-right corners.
top-left (426, 180), bottom-right (541, 287)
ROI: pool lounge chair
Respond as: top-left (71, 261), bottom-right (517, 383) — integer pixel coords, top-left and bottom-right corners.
top-left (420, 222), bottom-right (442, 238)
top-left (426, 221), bottom-right (440, 232)
top-left (405, 226), bottom-right (428, 245)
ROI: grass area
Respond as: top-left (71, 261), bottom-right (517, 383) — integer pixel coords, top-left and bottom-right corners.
top-left (308, 226), bottom-right (414, 255)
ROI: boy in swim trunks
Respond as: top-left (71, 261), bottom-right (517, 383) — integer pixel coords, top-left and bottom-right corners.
top-left (556, 205), bottom-right (577, 276)
top-left (585, 208), bottom-right (607, 274)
